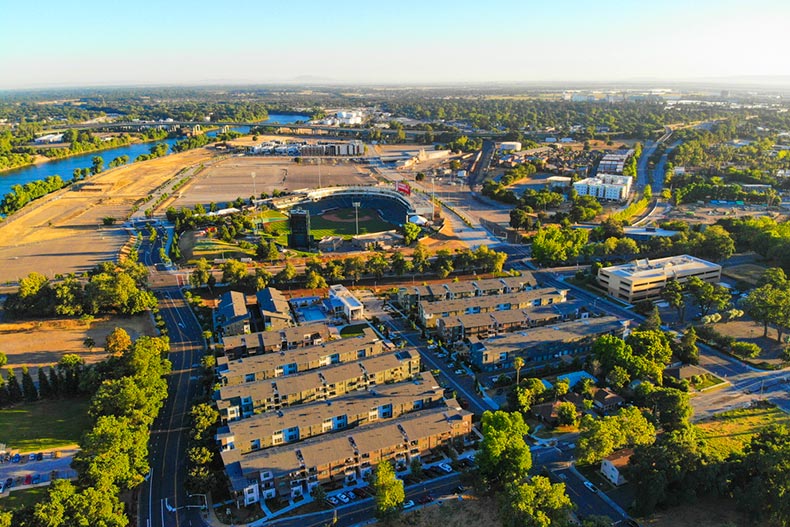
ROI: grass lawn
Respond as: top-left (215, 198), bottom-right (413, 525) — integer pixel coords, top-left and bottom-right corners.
top-left (533, 424), bottom-right (578, 439)
top-left (340, 323), bottom-right (369, 338)
top-left (190, 237), bottom-right (256, 261)
top-left (0, 487), bottom-right (49, 510)
top-left (696, 401), bottom-right (790, 459)
top-left (690, 373), bottom-right (727, 391)
top-left (0, 398), bottom-right (91, 452)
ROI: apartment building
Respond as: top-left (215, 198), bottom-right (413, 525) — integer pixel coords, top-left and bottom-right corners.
top-left (221, 405), bottom-right (473, 505)
top-left (328, 284), bottom-right (365, 321)
top-left (216, 328), bottom-right (383, 386)
top-left (597, 255), bottom-right (722, 303)
top-left (436, 299), bottom-right (588, 343)
top-left (216, 372), bottom-right (443, 452)
top-left (466, 316), bottom-right (629, 370)
top-left (256, 287), bottom-right (293, 331)
top-left (573, 173), bottom-right (633, 202)
top-left (395, 273), bottom-right (537, 311)
top-left (222, 323), bottom-right (333, 360)
top-left (216, 350), bottom-right (421, 421)
top-left (597, 150), bottom-right (634, 174)
top-left (418, 287), bottom-right (567, 328)
top-left (214, 291), bottom-right (251, 337)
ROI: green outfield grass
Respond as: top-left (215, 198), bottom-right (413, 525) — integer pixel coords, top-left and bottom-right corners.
top-left (0, 398), bottom-right (91, 452)
top-left (0, 487), bottom-right (49, 510)
top-left (266, 208), bottom-right (396, 241)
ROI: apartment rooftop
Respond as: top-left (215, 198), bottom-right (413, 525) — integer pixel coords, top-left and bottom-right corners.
top-left (222, 323), bottom-right (333, 356)
top-left (216, 350), bottom-right (416, 408)
top-left (216, 291), bottom-right (248, 320)
top-left (216, 328), bottom-right (382, 384)
top-left (221, 406), bottom-right (473, 492)
top-left (419, 287), bottom-right (566, 317)
top-left (218, 372), bottom-right (442, 448)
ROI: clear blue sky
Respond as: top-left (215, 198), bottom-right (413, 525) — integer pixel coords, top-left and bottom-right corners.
top-left (1, 0), bottom-right (788, 89)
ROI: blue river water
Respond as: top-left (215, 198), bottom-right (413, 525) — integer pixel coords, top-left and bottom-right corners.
top-left (0, 113), bottom-right (309, 198)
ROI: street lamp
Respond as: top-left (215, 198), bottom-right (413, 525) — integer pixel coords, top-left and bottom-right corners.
top-left (352, 201), bottom-right (361, 235)
top-left (251, 171), bottom-right (256, 202)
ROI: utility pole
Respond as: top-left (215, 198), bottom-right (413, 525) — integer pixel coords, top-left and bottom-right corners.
top-left (251, 171), bottom-right (256, 201)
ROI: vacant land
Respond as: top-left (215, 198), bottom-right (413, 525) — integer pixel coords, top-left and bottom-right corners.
top-left (641, 497), bottom-right (747, 527)
top-left (0, 314), bottom-right (156, 375)
top-left (714, 319), bottom-right (788, 368)
top-left (180, 231), bottom-right (257, 262)
top-left (722, 263), bottom-right (767, 287)
top-left (0, 398), bottom-right (91, 452)
top-left (0, 148), bottom-right (216, 284)
top-left (378, 496), bottom-right (502, 527)
top-left (696, 401), bottom-right (790, 459)
top-left (167, 156), bottom-right (376, 209)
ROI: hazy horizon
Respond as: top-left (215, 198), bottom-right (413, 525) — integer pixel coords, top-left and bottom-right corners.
top-left (2, 0), bottom-right (789, 90)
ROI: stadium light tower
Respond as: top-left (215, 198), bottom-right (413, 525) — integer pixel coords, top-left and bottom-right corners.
top-left (352, 201), bottom-right (361, 235)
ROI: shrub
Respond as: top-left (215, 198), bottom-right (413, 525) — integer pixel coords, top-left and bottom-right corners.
top-left (731, 341), bottom-right (762, 359)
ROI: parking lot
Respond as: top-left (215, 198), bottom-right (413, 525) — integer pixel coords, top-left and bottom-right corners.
top-left (0, 448), bottom-right (78, 494)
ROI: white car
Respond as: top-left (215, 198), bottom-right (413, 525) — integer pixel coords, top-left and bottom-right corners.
top-left (327, 496), bottom-right (339, 506)
top-left (338, 493), bottom-right (350, 504)
top-left (403, 500), bottom-right (415, 509)
top-left (583, 481), bottom-right (599, 493)
top-left (438, 462), bottom-right (453, 473)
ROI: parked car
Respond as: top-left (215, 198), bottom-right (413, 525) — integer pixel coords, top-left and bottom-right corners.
top-left (36, 452), bottom-right (44, 461)
top-left (327, 496), bottom-right (339, 506)
top-left (417, 494), bottom-right (434, 504)
top-left (403, 500), bottom-right (415, 509)
top-left (5, 478), bottom-right (12, 489)
top-left (454, 485), bottom-right (466, 494)
top-left (353, 488), bottom-right (367, 499)
top-left (438, 462), bottom-right (453, 473)
top-left (24, 474), bottom-right (32, 485)
top-left (11, 454), bottom-right (20, 463)
top-left (31, 474), bottom-right (40, 484)
top-left (338, 493), bottom-right (350, 504)
top-left (583, 481), bottom-right (599, 493)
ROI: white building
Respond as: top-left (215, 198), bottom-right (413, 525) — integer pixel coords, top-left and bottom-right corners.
top-left (573, 173), bottom-right (632, 202)
top-left (598, 150), bottom-right (634, 175)
top-left (597, 254), bottom-right (722, 303)
top-left (328, 284), bottom-right (365, 321)
top-left (34, 133), bottom-right (64, 144)
top-left (499, 141), bottom-right (522, 152)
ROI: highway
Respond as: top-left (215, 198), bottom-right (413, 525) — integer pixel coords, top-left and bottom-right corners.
top-left (137, 226), bottom-right (209, 527)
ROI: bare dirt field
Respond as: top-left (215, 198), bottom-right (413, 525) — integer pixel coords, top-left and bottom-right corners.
top-left (0, 148), bottom-right (216, 284)
top-left (0, 314), bottom-right (156, 375)
top-left (714, 319), bottom-right (788, 367)
top-left (167, 157), bottom-right (377, 209)
top-left (722, 263), bottom-right (767, 286)
top-left (378, 496), bottom-right (502, 527)
top-left (665, 203), bottom-right (784, 227)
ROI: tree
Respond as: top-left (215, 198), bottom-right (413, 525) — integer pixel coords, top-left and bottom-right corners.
top-left (640, 306), bottom-right (663, 332)
top-left (686, 277), bottom-right (730, 316)
top-left (554, 379), bottom-right (570, 399)
top-left (373, 461), bottom-right (404, 520)
top-left (91, 155), bottom-right (104, 175)
top-left (33, 479), bottom-right (129, 527)
top-left (606, 365), bottom-right (631, 391)
top-left (0, 352), bottom-right (6, 368)
top-left (649, 387), bottom-right (692, 431)
top-left (432, 249), bottom-right (454, 278)
top-left (105, 328), bottom-right (132, 356)
top-left (74, 415), bottom-right (149, 490)
top-left (627, 330), bottom-right (673, 367)
top-left (696, 224), bottom-right (735, 262)
top-left (514, 356), bottom-right (524, 386)
top-left (190, 258), bottom-right (212, 289)
top-left (6, 368), bottom-right (22, 403)
top-left (556, 402), bottom-right (578, 427)
top-left (731, 425), bottom-right (790, 527)
top-left (390, 252), bottom-right (413, 276)
top-left (311, 483), bottom-right (327, 503)
top-left (304, 270), bottom-right (327, 290)
top-left (409, 457), bottom-right (423, 478)
top-left (402, 222), bottom-right (421, 245)
top-left (577, 407), bottom-right (655, 464)
top-left (501, 476), bottom-right (574, 527)
top-left (676, 327), bottom-right (699, 364)
top-left (478, 411), bottom-right (532, 488)
top-left (38, 366), bottom-right (53, 398)
top-left (21, 366), bottom-right (38, 402)
top-left (275, 262), bottom-right (297, 284)
top-left (221, 259), bottom-right (248, 286)
top-left (661, 279), bottom-right (686, 322)
top-left (264, 240), bottom-right (280, 262)
top-left (411, 243), bottom-right (430, 273)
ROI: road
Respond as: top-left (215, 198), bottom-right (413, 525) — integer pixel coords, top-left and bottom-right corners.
top-left (137, 227), bottom-right (209, 527)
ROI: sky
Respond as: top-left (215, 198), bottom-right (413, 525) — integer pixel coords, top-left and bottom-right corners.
top-left (1, 0), bottom-right (789, 89)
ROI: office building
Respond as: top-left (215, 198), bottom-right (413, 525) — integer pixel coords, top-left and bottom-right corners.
top-left (597, 255), bottom-right (722, 303)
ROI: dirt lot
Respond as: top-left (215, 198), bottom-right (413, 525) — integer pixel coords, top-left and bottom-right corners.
top-left (665, 203), bottom-right (784, 227)
top-left (167, 156), bottom-right (377, 209)
top-left (714, 319), bottom-right (788, 366)
top-left (722, 263), bottom-right (767, 287)
top-left (0, 314), bottom-right (156, 375)
top-left (0, 148), bottom-right (216, 284)
top-left (378, 496), bottom-right (502, 527)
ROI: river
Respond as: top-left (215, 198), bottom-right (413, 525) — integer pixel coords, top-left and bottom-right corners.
top-left (0, 113), bottom-right (309, 198)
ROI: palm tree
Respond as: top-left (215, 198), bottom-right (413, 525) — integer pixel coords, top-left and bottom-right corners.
top-left (514, 356), bottom-right (524, 386)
